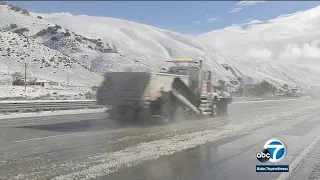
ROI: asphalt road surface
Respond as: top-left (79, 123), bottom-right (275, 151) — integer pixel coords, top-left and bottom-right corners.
top-left (1, 97), bottom-right (320, 180)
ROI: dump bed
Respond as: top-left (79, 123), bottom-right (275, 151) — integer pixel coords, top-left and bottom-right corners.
top-left (96, 72), bottom-right (150, 106)
top-left (96, 72), bottom-right (190, 106)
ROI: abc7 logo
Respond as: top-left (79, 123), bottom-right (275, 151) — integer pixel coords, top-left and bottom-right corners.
top-left (256, 138), bottom-right (286, 163)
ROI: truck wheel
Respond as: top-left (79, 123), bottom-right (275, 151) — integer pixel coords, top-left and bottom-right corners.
top-left (159, 92), bottom-right (174, 123)
top-left (210, 100), bottom-right (219, 117)
top-left (108, 106), bottom-right (122, 120)
top-left (109, 106), bottom-right (129, 126)
top-left (218, 100), bottom-right (228, 116)
top-left (172, 105), bottom-right (186, 122)
top-left (134, 107), bottom-right (152, 125)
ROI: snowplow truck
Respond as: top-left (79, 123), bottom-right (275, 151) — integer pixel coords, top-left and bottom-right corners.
top-left (96, 59), bottom-right (232, 124)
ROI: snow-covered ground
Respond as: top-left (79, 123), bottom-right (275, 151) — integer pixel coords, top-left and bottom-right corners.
top-left (0, 30), bottom-right (103, 87)
top-left (0, 108), bottom-right (107, 120)
top-left (0, 4), bottom-right (103, 99)
top-left (1, 2), bottom-right (320, 100)
top-left (0, 84), bottom-right (94, 100)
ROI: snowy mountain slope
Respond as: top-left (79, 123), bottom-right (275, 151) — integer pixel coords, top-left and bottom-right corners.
top-left (24, 13), bottom-right (259, 80)
top-left (32, 10), bottom-right (320, 90)
top-left (0, 4), bottom-right (122, 71)
top-left (0, 4), bottom-right (102, 87)
top-left (0, 27), bottom-right (103, 99)
top-left (196, 5), bottom-right (320, 64)
top-left (30, 12), bottom-right (210, 71)
top-left (0, 30), bottom-right (102, 87)
top-left (1, 4), bottom-right (231, 76)
top-left (2, 3), bottom-right (320, 93)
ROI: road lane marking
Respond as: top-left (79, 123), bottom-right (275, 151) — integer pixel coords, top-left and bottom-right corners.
top-left (0, 122), bottom-right (50, 128)
top-left (0, 116), bottom-right (105, 127)
top-left (0, 108), bottom-right (107, 120)
top-left (276, 137), bottom-right (320, 180)
top-left (13, 132), bottom-right (87, 143)
top-left (233, 98), bottom-right (302, 104)
top-left (250, 105), bottom-right (277, 111)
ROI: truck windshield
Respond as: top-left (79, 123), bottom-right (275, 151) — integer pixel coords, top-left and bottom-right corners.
top-left (167, 67), bottom-right (190, 75)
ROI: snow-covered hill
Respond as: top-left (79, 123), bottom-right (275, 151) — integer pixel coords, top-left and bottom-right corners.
top-left (1, 2), bottom-right (320, 97)
top-left (196, 5), bottom-right (320, 65)
top-left (0, 6), bottom-right (103, 84)
top-left (30, 8), bottom-right (320, 89)
top-left (0, 3), bottom-right (103, 99)
top-left (0, 30), bottom-right (102, 86)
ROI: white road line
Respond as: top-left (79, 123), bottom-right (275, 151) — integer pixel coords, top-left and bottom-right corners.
top-left (250, 105), bottom-right (277, 111)
top-left (0, 122), bottom-right (65, 128)
top-left (233, 98), bottom-right (302, 104)
top-left (0, 116), bottom-right (101, 127)
top-left (0, 122), bottom-right (46, 128)
top-left (276, 137), bottom-right (320, 180)
top-left (0, 108), bottom-right (107, 120)
top-left (10, 125), bottom-right (196, 144)
top-left (13, 132), bottom-right (87, 143)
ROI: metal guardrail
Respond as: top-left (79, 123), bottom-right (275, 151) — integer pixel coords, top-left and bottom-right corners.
top-left (0, 100), bottom-right (104, 113)
top-left (232, 96), bottom-right (308, 102)
top-left (0, 96), bottom-right (308, 113)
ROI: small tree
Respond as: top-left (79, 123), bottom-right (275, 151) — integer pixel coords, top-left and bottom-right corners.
top-left (50, 36), bottom-right (59, 41)
top-left (50, 28), bottom-right (58, 34)
top-left (54, 24), bottom-right (61, 29)
top-left (75, 37), bottom-right (82, 42)
top-left (36, 29), bottom-right (48, 36)
top-left (10, 23), bottom-right (17, 29)
top-left (47, 26), bottom-right (54, 31)
top-left (11, 72), bottom-right (23, 81)
top-left (14, 28), bottom-right (29, 35)
top-left (259, 80), bottom-right (272, 93)
top-left (64, 31), bottom-right (71, 37)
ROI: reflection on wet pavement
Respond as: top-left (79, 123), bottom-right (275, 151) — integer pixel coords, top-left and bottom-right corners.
top-left (1, 99), bottom-right (320, 180)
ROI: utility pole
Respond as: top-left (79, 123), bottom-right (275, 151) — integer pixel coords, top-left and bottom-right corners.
top-left (7, 66), bottom-right (10, 84)
top-left (24, 35), bottom-right (29, 91)
top-left (67, 71), bottom-right (69, 86)
top-left (24, 62), bottom-right (27, 90)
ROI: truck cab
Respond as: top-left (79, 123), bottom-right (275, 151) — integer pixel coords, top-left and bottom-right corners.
top-left (164, 58), bottom-right (232, 116)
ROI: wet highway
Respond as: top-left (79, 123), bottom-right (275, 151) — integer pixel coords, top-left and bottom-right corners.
top-left (1, 97), bottom-right (320, 180)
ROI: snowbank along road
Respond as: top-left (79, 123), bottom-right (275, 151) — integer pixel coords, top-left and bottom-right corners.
top-left (1, 98), bottom-right (320, 180)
